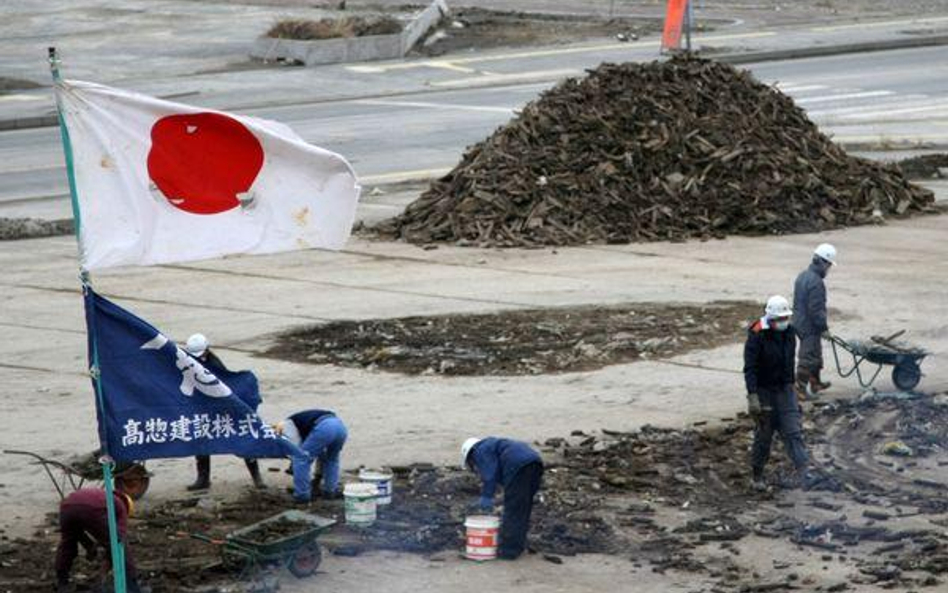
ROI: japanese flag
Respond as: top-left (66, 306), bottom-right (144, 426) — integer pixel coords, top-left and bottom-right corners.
top-left (55, 80), bottom-right (361, 270)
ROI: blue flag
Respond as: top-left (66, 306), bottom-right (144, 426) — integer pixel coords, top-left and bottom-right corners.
top-left (84, 287), bottom-right (298, 462)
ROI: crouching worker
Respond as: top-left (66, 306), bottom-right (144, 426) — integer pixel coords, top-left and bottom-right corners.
top-left (744, 295), bottom-right (809, 490)
top-left (276, 409), bottom-right (347, 502)
top-left (461, 437), bottom-right (543, 560)
top-left (55, 463), bottom-right (151, 593)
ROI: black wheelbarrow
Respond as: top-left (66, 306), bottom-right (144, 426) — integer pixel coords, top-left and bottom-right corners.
top-left (825, 330), bottom-right (929, 391)
top-left (183, 510), bottom-right (335, 580)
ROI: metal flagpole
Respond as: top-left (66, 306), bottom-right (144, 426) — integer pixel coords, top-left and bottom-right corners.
top-left (48, 47), bottom-right (128, 593)
top-left (685, 0), bottom-right (693, 52)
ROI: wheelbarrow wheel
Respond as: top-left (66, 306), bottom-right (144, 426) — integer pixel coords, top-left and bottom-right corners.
top-left (287, 540), bottom-right (322, 578)
top-left (892, 362), bottom-right (921, 391)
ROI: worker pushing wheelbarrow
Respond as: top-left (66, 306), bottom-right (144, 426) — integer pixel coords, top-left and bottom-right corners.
top-left (824, 330), bottom-right (929, 392)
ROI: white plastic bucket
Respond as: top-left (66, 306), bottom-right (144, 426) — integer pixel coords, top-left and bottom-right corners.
top-left (359, 469), bottom-right (394, 505)
top-left (465, 515), bottom-right (500, 561)
top-left (344, 483), bottom-right (378, 526)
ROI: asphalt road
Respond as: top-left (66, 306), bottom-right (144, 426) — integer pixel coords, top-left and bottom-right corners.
top-left (1, 45), bottom-right (947, 220)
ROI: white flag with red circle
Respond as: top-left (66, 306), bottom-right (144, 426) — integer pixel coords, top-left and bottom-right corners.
top-left (56, 80), bottom-right (361, 270)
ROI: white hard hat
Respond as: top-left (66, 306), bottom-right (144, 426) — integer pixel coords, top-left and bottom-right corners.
top-left (765, 295), bottom-right (792, 318)
top-left (814, 243), bottom-right (837, 266)
top-left (185, 333), bottom-right (209, 357)
top-left (460, 437), bottom-right (482, 470)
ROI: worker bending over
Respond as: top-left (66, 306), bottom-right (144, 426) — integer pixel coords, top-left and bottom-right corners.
top-left (461, 437), bottom-right (544, 560)
top-left (55, 464), bottom-right (151, 593)
top-left (276, 409), bottom-right (347, 502)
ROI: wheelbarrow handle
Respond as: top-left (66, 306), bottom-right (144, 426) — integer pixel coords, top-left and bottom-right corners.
top-left (176, 531), bottom-right (226, 546)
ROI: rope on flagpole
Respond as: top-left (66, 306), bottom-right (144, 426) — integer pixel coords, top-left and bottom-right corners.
top-left (49, 47), bottom-right (128, 593)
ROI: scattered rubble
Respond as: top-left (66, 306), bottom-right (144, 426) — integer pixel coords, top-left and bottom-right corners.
top-left (267, 16), bottom-right (402, 40)
top-left (262, 301), bottom-right (759, 375)
top-left (379, 57), bottom-right (935, 247)
top-left (0, 77), bottom-right (43, 93)
top-left (894, 153), bottom-right (948, 179)
top-left (4, 395), bottom-right (948, 592)
top-left (415, 9), bottom-right (665, 56)
top-left (0, 218), bottom-right (74, 241)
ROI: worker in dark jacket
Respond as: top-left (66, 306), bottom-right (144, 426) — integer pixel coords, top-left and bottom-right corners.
top-left (461, 437), bottom-right (543, 560)
top-left (744, 296), bottom-right (809, 490)
top-left (184, 333), bottom-right (266, 491)
top-left (55, 464), bottom-right (151, 593)
top-left (276, 409), bottom-right (347, 502)
top-left (792, 244), bottom-right (837, 397)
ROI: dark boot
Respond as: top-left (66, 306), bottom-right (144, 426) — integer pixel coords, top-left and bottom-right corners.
top-left (751, 466), bottom-right (767, 491)
top-left (812, 370), bottom-right (831, 391)
top-left (794, 368), bottom-right (810, 399)
top-left (187, 456), bottom-right (211, 491)
top-left (245, 459), bottom-right (266, 489)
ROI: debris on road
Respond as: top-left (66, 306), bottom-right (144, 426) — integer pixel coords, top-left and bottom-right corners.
top-left (267, 16), bottom-right (402, 40)
top-left (3, 394), bottom-right (948, 592)
top-left (0, 217), bottom-right (73, 241)
top-left (379, 57), bottom-right (935, 247)
top-left (262, 301), bottom-right (759, 375)
top-left (416, 8), bottom-right (664, 56)
top-left (895, 153), bottom-right (948, 179)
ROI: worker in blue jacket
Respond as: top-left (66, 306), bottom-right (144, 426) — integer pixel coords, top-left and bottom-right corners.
top-left (276, 409), bottom-right (347, 502)
top-left (461, 437), bottom-right (543, 560)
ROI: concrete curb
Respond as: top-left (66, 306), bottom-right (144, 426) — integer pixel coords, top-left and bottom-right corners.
top-left (3, 33), bottom-right (948, 133)
top-left (715, 34), bottom-right (948, 65)
top-left (0, 114), bottom-right (57, 132)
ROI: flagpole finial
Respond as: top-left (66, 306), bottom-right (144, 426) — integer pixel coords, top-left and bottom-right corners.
top-left (48, 47), bottom-right (63, 83)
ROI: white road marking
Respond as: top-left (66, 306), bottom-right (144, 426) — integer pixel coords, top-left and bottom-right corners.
top-left (795, 90), bottom-right (895, 104)
top-left (355, 99), bottom-right (514, 114)
top-left (0, 94), bottom-right (45, 103)
top-left (806, 94), bottom-right (930, 118)
top-left (810, 15), bottom-right (948, 32)
top-left (774, 84), bottom-right (828, 93)
top-left (831, 132), bottom-right (948, 144)
top-left (431, 68), bottom-right (582, 88)
top-left (836, 102), bottom-right (948, 121)
top-left (360, 167), bottom-right (452, 184)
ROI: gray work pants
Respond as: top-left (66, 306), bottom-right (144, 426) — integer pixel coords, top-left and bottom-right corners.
top-left (796, 333), bottom-right (823, 374)
top-left (751, 384), bottom-right (808, 473)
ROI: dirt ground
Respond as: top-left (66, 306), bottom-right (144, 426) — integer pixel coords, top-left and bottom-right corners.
top-left (413, 9), bottom-right (672, 57)
top-left (3, 392), bottom-right (948, 592)
top-left (2, 208), bottom-right (947, 593)
top-left (263, 301), bottom-right (759, 376)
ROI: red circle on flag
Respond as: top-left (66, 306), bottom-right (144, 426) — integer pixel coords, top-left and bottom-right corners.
top-left (147, 112), bottom-right (264, 215)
